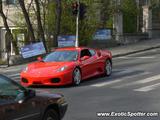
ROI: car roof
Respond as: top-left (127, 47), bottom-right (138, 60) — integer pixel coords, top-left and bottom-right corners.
top-left (55, 47), bottom-right (89, 51)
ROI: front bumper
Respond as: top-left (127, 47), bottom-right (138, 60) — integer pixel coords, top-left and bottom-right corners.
top-left (20, 70), bottom-right (73, 87)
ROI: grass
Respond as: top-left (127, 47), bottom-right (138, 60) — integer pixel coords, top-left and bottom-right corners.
top-left (0, 59), bottom-right (7, 65)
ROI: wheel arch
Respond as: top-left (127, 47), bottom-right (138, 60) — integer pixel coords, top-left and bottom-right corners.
top-left (43, 104), bottom-right (60, 120)
top-left (106, 57), bottom-right (112, 65)
top-left (75, 66), bottom-right (82, 73)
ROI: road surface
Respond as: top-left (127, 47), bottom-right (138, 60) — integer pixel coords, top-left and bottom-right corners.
top-left (1, 48), bottom-right (160, 120)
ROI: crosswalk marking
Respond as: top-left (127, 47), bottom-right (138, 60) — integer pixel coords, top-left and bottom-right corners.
top-left (137, 74), bottom-right (160, 83)
top-left (7, 73), bottom-right (20, 77)
top-left (3, 68), bottom-right (160, 93)
top-left (12, 76), bottom-right (20, 80)
top-left (113, 74), bottom-right (160, 89)
top-left (117, 56), bottom-right (155, 59)
top-left (4, 69), bottom-right (21, 72)
top-left (134, 83), bottom-right (160, 92)
top-left (91, 79), bottom-right (123, 87)
top-left (113, 69), bottom-right (134, 76)
top-left (91, 72), bottom-right (149, 87)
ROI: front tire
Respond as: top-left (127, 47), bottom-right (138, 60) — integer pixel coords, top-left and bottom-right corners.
top-left (104, 59), bottom-right (112, 76)
top-left (72, 68), bottom-right (81, 86)
top-left (43, 109), bottom-right (59, 120)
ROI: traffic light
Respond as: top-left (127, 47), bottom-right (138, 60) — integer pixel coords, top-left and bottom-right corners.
top-left (72, 2), bottom-right (79, 16)
top-left (71, 2), bottom-right (87, 20)
top-left (79, 3), bottom-right (87, 20)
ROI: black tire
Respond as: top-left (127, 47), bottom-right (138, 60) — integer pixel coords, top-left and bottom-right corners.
top-left (43, 109), bottom-right (59, 120)
top-left (104, 59), bottom-right (112, 76)
top-left (72, 68), bottom-right (81, 86)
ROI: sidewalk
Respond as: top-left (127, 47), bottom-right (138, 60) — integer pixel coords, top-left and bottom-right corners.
top-left (109, 39), bottom-right (160, 57)
top-left (0, 39), bottom-right (160, 70)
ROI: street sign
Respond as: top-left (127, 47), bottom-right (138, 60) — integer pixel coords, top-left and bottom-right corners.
top-left (21, 42), bottom-right (46, 58)
top-left (58, 35), bottom-right (76, 47)
top-left (93, 29), bottom-right (112, 40)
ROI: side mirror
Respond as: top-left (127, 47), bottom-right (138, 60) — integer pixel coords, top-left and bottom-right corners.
top-left (81, 56), bottom-right (90, 61)
top-left (16, 89), bottom-right (36, 104)
top-left (37, 56), bottom-right (43, 62)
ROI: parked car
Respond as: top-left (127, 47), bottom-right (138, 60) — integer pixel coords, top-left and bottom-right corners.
top-left (21, 47), bottom-right (112, 87)
top-left (0, 74), bottom-right (67, 120)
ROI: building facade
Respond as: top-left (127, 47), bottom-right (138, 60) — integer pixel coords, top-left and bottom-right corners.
top-left (0, 0), bottom-right (29, 60)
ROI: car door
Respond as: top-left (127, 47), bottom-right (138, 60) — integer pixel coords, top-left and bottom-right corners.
top-left (0, 75), bottom-right (41, 120)
top-left (88, 49), bottom-right (100, 74)
top-left (80, 49), bottom-right (95, 79)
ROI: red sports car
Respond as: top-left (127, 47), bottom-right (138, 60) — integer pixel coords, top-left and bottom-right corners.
top-left (20, 47), bottom-right (112, 87)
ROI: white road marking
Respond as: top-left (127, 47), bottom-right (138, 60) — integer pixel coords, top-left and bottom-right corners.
top-left (91, 72), bottom-right (149, 87)
top-left (134, 83), bottom-right (160, 92)
top-left (117, 56), bottom-right (155, 59)
top-left (4, 68), bottom-right (22, 72)
top-left (137, 74), bottom-right (160, 83)
top-left (12, 76), bottom-right (20, 80)
top-left (7, 73), bottom-right (20, 77)
top-left (91, 79), bottom-right (123, 87)
top-left (113, 74), bottom-right (160, 88)
top-left (113, 69), bottom-right (135, 76)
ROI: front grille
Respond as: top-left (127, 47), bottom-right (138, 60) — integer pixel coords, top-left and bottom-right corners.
top-left (51, 78), bottom-right (60, 83)
top-left (33, 81), bottom-right (42, 84)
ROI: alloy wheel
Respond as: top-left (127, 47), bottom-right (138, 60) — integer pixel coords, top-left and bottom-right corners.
top-left (105, 60), bottom-right (112, 76)
top-left (73, 68), bottom-right (81, 85)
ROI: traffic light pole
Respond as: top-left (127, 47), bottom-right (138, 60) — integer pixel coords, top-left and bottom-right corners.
top-left (75, 0), bottom-right (80, 47)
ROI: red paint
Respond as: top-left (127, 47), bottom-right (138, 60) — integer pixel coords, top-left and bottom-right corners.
top-left (20, 47), bottom-right (112, 87)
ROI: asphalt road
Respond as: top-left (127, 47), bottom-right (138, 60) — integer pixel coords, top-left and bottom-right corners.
top-left (1, 48), bottom-right (160, 120)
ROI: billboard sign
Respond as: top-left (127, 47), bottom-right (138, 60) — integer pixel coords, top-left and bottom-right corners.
top-left (58, 35), bottom-right (76, 47)
top-left (93, 29), bottom-right (112, 40)
top-left (21, 42), bottom-right (46, 58)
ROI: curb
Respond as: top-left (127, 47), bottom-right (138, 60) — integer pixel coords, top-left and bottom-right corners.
top-left (1, 45), bottom-right (160, 68)
top-left (113, 45), bottom-right (160, 58)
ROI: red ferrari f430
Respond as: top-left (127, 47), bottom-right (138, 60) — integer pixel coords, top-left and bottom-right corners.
top-left (20, 47), bottom-right (112, 87)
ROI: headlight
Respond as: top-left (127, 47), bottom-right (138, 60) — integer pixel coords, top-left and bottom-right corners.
top-left (57, 66), bottom-right (68, 72)
top-left (57, 96), bottom-right (67, 104)
top-left (23, 66), bottom-right (28, 72)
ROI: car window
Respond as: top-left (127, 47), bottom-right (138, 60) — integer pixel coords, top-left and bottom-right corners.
top-left (0, 75), bottom-right (26, 103)
top-left (80, 49), bottom-right (92, 58)
top-left (44, 50), bottom-right (78, 62)
top-left (89, 49), bottom-right (96, 56)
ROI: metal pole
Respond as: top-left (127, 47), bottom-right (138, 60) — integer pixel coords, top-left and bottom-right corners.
top-left (75, 0), bottom-right (80, 47)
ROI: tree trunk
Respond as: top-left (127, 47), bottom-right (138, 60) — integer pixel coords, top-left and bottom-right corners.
top-left (35, 0), bottom-right (47, 52)
top-left (18, 0), bottom-right (36, 43)
top-left (0, 0), bottom-right (18, 55)
top-left (54, 0), bottom-right (62, 47)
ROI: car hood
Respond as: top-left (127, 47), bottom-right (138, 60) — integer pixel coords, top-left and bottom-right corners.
top-left (35, 90), bottom-right (66, 105)
top-left (36, 90), bottom-right (63, 99)
top-left (26, 61), bottom-right (74, 74)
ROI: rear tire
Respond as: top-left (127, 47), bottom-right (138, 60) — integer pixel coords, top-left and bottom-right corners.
top-left (72, 68), bottom-right (81, 86)
top-left (104, 59), bottom-right (112, 76)
top-left (43, 109), bottom-right (59, 120)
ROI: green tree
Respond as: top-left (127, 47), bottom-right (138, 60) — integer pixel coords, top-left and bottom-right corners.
top-left (121, 0), bottom-right (138, 33)
top-left (46, 0), bottom-right (99, 46)
top-left (18, 0), bottom-right (36, 42)
top-left (35, 0), bottom-right (47, 52)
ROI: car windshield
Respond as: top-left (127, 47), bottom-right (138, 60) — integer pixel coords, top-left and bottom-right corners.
top-left (0, 75), bottom-right (26, 103)
top-left (43, 50), bottom-right (78, 62)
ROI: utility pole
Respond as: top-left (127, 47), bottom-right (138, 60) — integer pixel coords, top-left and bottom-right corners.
top-left (75, 0), bottom-right (80, 47)
top-left (114, 0), bottom-right (123, 44)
